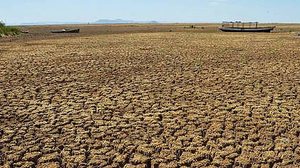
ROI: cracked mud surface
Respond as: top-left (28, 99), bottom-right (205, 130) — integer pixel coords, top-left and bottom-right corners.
top-left (1, 30), bottom-right (300, 167)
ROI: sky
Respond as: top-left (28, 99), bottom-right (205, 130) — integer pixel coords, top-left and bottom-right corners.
top-left (1, 0), bottom-right (300, 25)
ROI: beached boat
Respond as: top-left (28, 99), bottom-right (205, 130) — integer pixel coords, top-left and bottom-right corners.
top-left (51, 28), bottom-right (80, 33)
top-left (219, 22), bottom-right (275, 32)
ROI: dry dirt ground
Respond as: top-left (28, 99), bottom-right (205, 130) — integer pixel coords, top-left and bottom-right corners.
top-left (1, 24), bottom-right (300, 168)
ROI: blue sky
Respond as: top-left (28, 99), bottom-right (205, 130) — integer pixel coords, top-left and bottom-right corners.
top-left (1, 0), bottom-right (300, 25)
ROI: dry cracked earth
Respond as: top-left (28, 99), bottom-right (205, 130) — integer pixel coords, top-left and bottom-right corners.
top-left (1, 30), bottom-right (300, 168)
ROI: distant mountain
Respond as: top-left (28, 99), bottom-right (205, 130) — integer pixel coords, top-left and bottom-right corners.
top-left (95, 19), bottom-right (159, 24)
top-left (18, 19), bottom-right (158, 26)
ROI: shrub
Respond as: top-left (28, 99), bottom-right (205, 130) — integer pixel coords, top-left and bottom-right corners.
top-left (0, 21), bottom-right (20, 36)
top-left (0, 21), bottom-right (5, 27)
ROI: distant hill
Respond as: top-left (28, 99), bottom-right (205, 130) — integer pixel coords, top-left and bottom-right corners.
top-left (19, 19), bottom-right (159, 26)
top-left (95, 19), bottom-right (159, 24)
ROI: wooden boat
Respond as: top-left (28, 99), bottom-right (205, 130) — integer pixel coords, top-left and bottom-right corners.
top-left (219, 22), bottom-right (275, 33)
top-left (21, 31), bottom-right (29, 34)
top-left (51, 28), bottom-right (80, 33)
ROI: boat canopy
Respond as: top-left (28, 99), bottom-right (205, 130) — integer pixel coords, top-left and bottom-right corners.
top-left (222, 21), bottom-right (259, 28)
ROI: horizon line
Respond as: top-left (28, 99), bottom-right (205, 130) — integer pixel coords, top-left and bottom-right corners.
top-left (8, 21), bottom-right (300, 26)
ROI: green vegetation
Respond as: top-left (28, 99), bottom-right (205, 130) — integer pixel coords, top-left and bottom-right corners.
top-left (0, 21), bottom-right (20, 36)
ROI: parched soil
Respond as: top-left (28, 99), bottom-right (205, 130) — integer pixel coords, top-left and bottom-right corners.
top-left (0, 24), bottom-right (219, 43)
top-left (1, 26), bottom-right (300, 167)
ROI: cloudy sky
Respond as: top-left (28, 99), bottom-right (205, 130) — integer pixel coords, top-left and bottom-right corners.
top-left (1, 0), bottom-right (299, 25)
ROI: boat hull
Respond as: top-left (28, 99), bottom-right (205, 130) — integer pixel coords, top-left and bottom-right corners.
top-left (51, 29), bottom-right (80, 33)
top-left (219, 27), bottom-right (275, 32)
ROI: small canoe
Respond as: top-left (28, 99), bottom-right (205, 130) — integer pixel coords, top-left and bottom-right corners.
top-left (51, 28), bottom-right (80, 33)
top-left (21, 31), bottom-right (29, 34)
